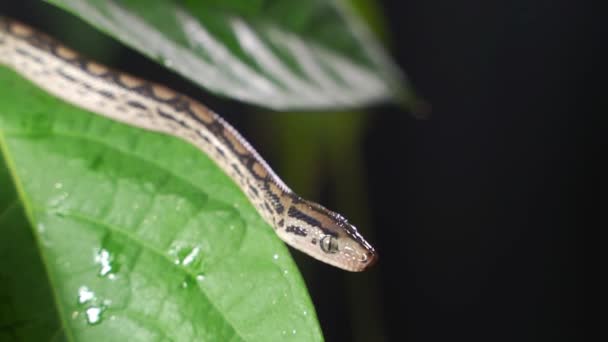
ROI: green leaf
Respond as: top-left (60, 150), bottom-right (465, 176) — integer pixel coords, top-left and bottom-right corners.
top-left (0, 159), bottom-right (62, 341)
top-left (0, 66), bottom-right (322, 340)
top-left (43, 0), bottom-right (414, 110)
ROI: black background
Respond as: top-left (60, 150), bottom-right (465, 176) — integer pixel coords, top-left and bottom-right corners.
top-left (1, 1), bottom-right (590, 341)
top-left (368, 1), bottom-right (588, 341)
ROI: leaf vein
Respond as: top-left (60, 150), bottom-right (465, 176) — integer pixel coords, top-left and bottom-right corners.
top-left (36, 208), bottom-right (245, 341)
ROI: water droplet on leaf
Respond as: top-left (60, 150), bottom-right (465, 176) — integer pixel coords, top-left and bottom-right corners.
top-left (78, 286), bottom-right (95, 304)
top-left (85, 306), bottom-right (105, 325)
top-left (96, 233), bottom-right (139, 280)
top-left (169, 244), bottom-right (203, 269)
top-left (94, 248), bottom-right (113, 277)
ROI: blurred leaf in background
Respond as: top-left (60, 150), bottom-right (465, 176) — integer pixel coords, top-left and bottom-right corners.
top-left (46, 0), bottom-right (415, 110)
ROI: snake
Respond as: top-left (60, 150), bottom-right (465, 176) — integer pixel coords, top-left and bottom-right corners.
top-left (0, 17), bottom-right (377, 272)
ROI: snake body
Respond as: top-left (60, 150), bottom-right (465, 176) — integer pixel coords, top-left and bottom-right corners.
top-left (0, 17), bottom-right (376, 271)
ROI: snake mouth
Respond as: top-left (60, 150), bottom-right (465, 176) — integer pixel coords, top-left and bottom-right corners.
top-left (361, 251), bottom-right (378, 271)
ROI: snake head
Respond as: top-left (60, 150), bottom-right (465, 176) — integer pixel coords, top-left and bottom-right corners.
top-left (280, 198), bottom-right (377, 272)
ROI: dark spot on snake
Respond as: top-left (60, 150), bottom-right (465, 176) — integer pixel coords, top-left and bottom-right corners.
top-left (286, 225), bottom-right (307, 237)
top-left (56, 69), bottom-right (76, 82)
top-left (158, 109), bottom-right (188, 128)
top-left (27, 35), bottom-right (53, 52)
top-left (168, 97), bottom-right (190, 112)
top-left (127, 100), bottom-right (147, 110)
top-left (262, 181), bottom-right (284, 213)
top-left (248, 185), bottom-right (259, 197)
top-left (287, 206), bottom-right (321, 228)
top-left (97, 90), bottom-right (115, 99)
top-left (311, 238), bottom-right (317, 245)
top-left (290, 195), bottom-right (304, 204)
top-left (274, 201), bottom-right (285, 214)
top-left (215, 146), bottom-right (226, 158)
top-left (288, 206), bottom-right (337, 237)
top-left (208, 121), bottom-right (224, 135)
top-left (231, 163), bottom-right (243, 176)
top-left (241, 154), bottom-right (255, 169)
top-left (157, 109), bottom-right (173, 120)
top-left (15, 47), bottom-right (43, 63)
top-left (263, 202), bottom-right (273, 214)
top-left (184, 106), bottom-right (213, 127)
top-left (180, 120), bottom-right (193, 129)
top-left (278, 219), bottom-right (284, 227)
top-left (73, 57), bottom-right (90, 71)
top-left (132, 83), bottom-right (154, 97)
top-left (105, 72), bottom-right (122, 87)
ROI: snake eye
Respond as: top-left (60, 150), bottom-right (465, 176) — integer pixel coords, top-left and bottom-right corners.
top-left (320, 235), bottom-right (339, 254)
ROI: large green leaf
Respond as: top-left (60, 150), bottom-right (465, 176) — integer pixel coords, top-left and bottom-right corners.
top-left (44, 0), bottom-right (413, 110)
top-left (0, 66), bottom-right (322, 340)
